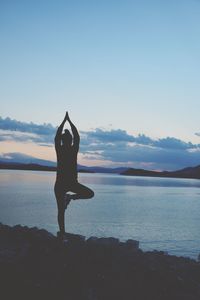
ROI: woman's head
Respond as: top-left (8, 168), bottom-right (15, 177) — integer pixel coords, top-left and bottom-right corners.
top-left (61, 129), bottom-right (72, 146)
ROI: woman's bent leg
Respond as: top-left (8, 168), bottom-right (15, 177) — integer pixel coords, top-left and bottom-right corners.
top-left (70, 182), bottom-right (94, 200)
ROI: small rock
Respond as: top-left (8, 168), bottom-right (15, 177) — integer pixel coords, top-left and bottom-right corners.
top-left (126, 239), bottom-right (139, 250)
top-left (87, 237), bottom-right (119, 247)
top-left (65, 232), bottom-right (85, 242)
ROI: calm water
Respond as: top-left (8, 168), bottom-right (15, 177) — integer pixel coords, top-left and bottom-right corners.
top-left (0, 170), bottom-right (200, 259)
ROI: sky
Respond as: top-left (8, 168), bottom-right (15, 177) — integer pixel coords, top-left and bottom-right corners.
top-left (1, 0), bottom-right (200, 170)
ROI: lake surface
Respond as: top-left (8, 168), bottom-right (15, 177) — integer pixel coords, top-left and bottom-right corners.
top-left (0, 170), bottom-right (200, 259)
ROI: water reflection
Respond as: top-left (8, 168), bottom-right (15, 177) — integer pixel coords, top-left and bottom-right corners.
top-left (80, 173), bottom-right (200, 188)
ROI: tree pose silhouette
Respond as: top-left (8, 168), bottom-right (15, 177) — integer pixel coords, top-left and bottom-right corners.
top-left (54, 112), bottom-right (94, 238)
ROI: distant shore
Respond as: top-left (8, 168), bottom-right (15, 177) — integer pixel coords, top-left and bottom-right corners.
top-left (121, 166), bottom-right (200, 180)
top-left (0, 163), bottom-right (94, 173)
top-left (1, 162), bottom-right (200, 180)
top-left (0, 223), bottom-right (200, 300)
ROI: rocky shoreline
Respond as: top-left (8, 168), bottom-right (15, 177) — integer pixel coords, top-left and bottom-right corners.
top-left (0, 223), bottom-right (200, 300)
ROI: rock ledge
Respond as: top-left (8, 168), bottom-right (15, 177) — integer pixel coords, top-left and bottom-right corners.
top-left (0, 223), bottom-right (200, 300)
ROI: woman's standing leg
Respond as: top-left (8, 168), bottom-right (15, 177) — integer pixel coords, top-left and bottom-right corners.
top-left (54, 182), bottom-right (66, 234)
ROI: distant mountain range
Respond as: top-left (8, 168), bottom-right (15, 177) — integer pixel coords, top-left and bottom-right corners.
top-left (0, 161), bottom-right (57, 172)
top-left (0, 154), bottom-right (128, 174)
top-left (0, 153), bottom-right (57, 167)
top-left (1, 154), bottom-right (200, 179)
top-left (0, 160), bottom-right (128, 174)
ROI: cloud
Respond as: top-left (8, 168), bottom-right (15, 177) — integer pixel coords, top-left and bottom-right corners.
top-left (0, 117), bottom-right (55, 144)
top-left (0, 152), bottom-right (55, 166)
top-left (0, 129), bottom-right (43, 143)
top-left (84, 128), bottom-right (135, 143)
top-left (80, 129), bottom-right (200, 170)
top-left (1, 116), bottom-right (200, 170)
top-left (0, 117), bottom-right (54, 135)
top-left (154, 137), bottom-right (194, 150)
top-left (82, 128), bottom-right (198, 150)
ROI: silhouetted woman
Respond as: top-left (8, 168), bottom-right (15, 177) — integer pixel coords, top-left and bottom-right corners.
top-left (54, 112), bottom-right (94, 238)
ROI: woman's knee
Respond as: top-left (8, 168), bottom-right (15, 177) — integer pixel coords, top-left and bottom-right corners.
top-left (57, 196), bottom-right (65, 211)
top-left (88, 189), bottom-right (94, 199)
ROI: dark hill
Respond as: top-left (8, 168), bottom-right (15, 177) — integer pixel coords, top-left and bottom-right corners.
top-left (121, 165), bottom-right (200, 179)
